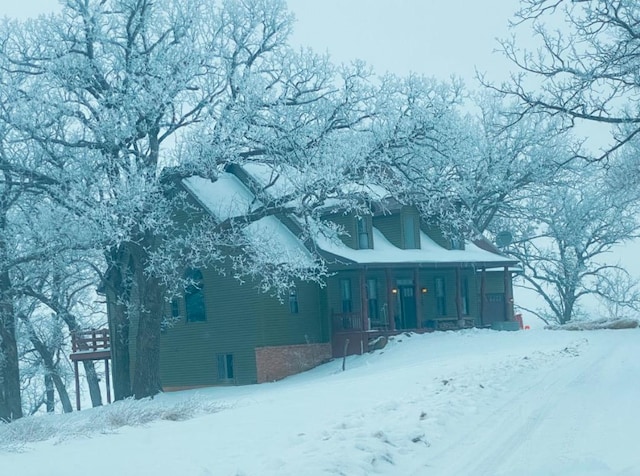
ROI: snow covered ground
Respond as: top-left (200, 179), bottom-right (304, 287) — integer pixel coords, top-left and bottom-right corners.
top-left (2, 328), bottom-right (639, 476)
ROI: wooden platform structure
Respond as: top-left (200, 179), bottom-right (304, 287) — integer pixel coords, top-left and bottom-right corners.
top-left (70, 329), bottom-right (112, 411)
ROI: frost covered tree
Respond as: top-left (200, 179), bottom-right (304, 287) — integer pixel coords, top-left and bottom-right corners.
top-left (0, 0), bottom-right (469, 400)
top-left (505, 166), bottom-right (640, 324)
top-left (496, 0), bottom-right (640, 162)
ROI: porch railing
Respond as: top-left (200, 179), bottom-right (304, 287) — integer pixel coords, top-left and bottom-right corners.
top-left (332, 312), bottom-right (364, 331)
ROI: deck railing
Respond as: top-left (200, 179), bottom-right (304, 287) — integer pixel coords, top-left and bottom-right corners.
top-left (332, 312), bottom-right (364, 331)
top-left (71, 328), bottom-right (110, 355)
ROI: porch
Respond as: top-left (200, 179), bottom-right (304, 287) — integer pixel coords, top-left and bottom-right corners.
top-left (328, 264), bottom-right (515, 358)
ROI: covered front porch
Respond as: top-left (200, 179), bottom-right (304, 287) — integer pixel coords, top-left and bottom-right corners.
top-left (329, 264), bottom-right (515, 357)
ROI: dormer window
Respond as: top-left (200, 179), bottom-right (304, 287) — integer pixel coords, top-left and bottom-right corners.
top-left (403, 214), bottom-right (418, 249)
top-left (357, 217), bottom-right (371, 249)
top-left (450, 236), bottom-right (464, 250)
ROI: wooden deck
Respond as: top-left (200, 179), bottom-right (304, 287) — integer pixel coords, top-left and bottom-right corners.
top-left (70, 329), bottom-right (112, 410)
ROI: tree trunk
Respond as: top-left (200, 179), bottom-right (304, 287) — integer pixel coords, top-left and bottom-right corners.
top-left (0, 270), bottom-right (23, 422)
top-left (82, 360), bottom-right (104, 407)
top-left (45, 375), bottom-right (55, 413)
top-left (50, 370), bottom-right (73, 413)
top-left (23, 324), bottom-right (73, 414)
top-left (106, 255), bottom-right (133, 401)
top-left (132, 271), bottom-right (164, 399)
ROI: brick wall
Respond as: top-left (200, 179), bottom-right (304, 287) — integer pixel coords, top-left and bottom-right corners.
top-left (255, 343), bottom-right (332, 383)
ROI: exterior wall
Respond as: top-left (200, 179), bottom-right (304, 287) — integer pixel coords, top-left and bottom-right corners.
top-left (326, 213), bottom-right (358, 249)
top-left (480, 270), bottom-right (513, 325)
top-left (329, 266), bottom-right (482, 331)
top-left (255, 343), bottom-right (332, 383)
top-left (159, 268), bottom-right (327, 388)
top-left (373, 214), bottom-right (402, 248)
top-left (422, 221), bottom-right (450, 249)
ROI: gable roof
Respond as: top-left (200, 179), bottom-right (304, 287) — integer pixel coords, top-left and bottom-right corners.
top-left (182, 173), bottom-right (315, 267)
top-left (180, 165), bottom-right (517, 270)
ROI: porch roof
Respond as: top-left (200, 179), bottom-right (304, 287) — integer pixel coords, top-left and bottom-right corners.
top-left (316, 226), bottom-right (517, 269)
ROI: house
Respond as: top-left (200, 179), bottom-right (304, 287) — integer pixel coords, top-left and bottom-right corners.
top-left (107, 165), bottom-right (519, 390)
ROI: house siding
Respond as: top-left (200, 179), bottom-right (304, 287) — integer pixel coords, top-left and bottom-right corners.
top-left (159, 268), bottom-right (327, 388)
top-left (373, 214), bottom-right (402, 248)
top-left (422, 222), bottom-right (450, 249)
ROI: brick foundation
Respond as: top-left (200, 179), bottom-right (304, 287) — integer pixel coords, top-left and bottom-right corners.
top-left (255, 343), bottom-right (332, 383)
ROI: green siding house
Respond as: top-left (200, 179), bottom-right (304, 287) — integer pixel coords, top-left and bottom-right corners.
top-left (107, 165), bottom-right (519, 391)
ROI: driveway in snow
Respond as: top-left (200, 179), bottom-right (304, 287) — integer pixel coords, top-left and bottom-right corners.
top-left (424, 331), bottom-right (640, 476)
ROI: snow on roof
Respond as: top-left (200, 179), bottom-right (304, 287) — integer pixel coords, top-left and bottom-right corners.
top-left (182, 174), bottom-right (313, 266)
top-left (242, 162), bottom-right (391, 202)
top-left (182, 172), bottom-right (512, 268)
top-left (242, 163), bottom-right (300, 200)
top-left (315, 227), bottom-right (514, 267)
top-left (182, 174), bottom-right (255, 220)
top-left (245, 216), bottom-right (314, 266)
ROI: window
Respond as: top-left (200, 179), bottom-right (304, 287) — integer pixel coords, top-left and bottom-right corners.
top-left (403, 214), bottom-right (417, 249)
top-left (357, 217), bottom-right (371, 249)
top-left (435, 277), bottom-right (447, 316)
top-left (340, 279), bottom-right (352, 313)
top-left (450, 236), bottom-right (464, 250)
top-left (184, 268), bottom-right (206, 322)
top-left (289, 287), bottom-right (299, 314)
top-left (367, 278), bottom-right (379, 321)
top-left (217, 354), bottom-right (234, 381)
top-left (461, 277), bottom-right (469, 315)
top-left (170, 298), bottom-right (180, 319)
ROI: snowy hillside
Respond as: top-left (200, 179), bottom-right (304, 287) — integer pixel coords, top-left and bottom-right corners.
top-left (2, 329), bottom-right (639, 476)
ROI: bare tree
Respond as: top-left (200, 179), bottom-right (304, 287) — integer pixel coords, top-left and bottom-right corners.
top-left (506, 166), bottom-right (640, 324)
top-left (494, 0), bottom-right (640, 161)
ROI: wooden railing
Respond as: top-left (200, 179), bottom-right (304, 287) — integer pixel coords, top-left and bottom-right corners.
top-left (71, 328), bottom-right (110, 355)
top-left (332, 312), bottom-right (364, 331)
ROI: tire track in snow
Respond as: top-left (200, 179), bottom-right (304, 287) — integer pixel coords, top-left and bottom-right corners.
top-left (415, 338), bottom-right (595, 476)
top-left (418, 332), bottom-right (640, 476)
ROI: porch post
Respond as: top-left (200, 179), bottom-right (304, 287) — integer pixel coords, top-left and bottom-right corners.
top-left (480, 267), bottom-right (486, 326)
top-left (386, 268), bottom-right (396, 332)
top-left (360, 268), bottom-right (369, 332)
top-left (504, 266), bottom-right (513, 321)
top-left (414, 267), bottom-right (421, 329)
top-left (455, 267), bottom-right (463, 323)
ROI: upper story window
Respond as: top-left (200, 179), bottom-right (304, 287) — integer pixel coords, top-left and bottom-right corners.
top-left (357, 217), bottom-right (371, 249)
top-left (403, 214), bottom-right (418, 249)
top-left (450, 236), bottom-right (464, 250)
top-left (184, 268), bottom-right (206, 322)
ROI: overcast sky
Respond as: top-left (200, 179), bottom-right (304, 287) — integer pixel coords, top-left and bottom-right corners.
top-left (2, 1), bottom-right (520, 87)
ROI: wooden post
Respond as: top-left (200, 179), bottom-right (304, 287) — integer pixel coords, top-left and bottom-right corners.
top-left (386, 268), bottom-right (396, 331)
top-left (74, 360), bottom-right (81, 411)
top-left (360, 269), bottom-right (369, 332)
top-left (455, 267), bottom-right (463, 324)
top-left (105, 359), bottom-right (112, 404)
top-left (480, 267), bottom-right (486, 326)
top-left (504, 266), bottom-right (512, 321)
top-left (414, 267), bottom-right (421, 329)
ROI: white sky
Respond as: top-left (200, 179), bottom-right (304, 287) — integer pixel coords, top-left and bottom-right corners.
top-left (287, 0), bottom-right (520, 86)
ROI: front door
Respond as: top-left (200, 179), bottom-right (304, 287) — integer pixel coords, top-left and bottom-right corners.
top-left (397, 285), bottom-right (417, 329)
